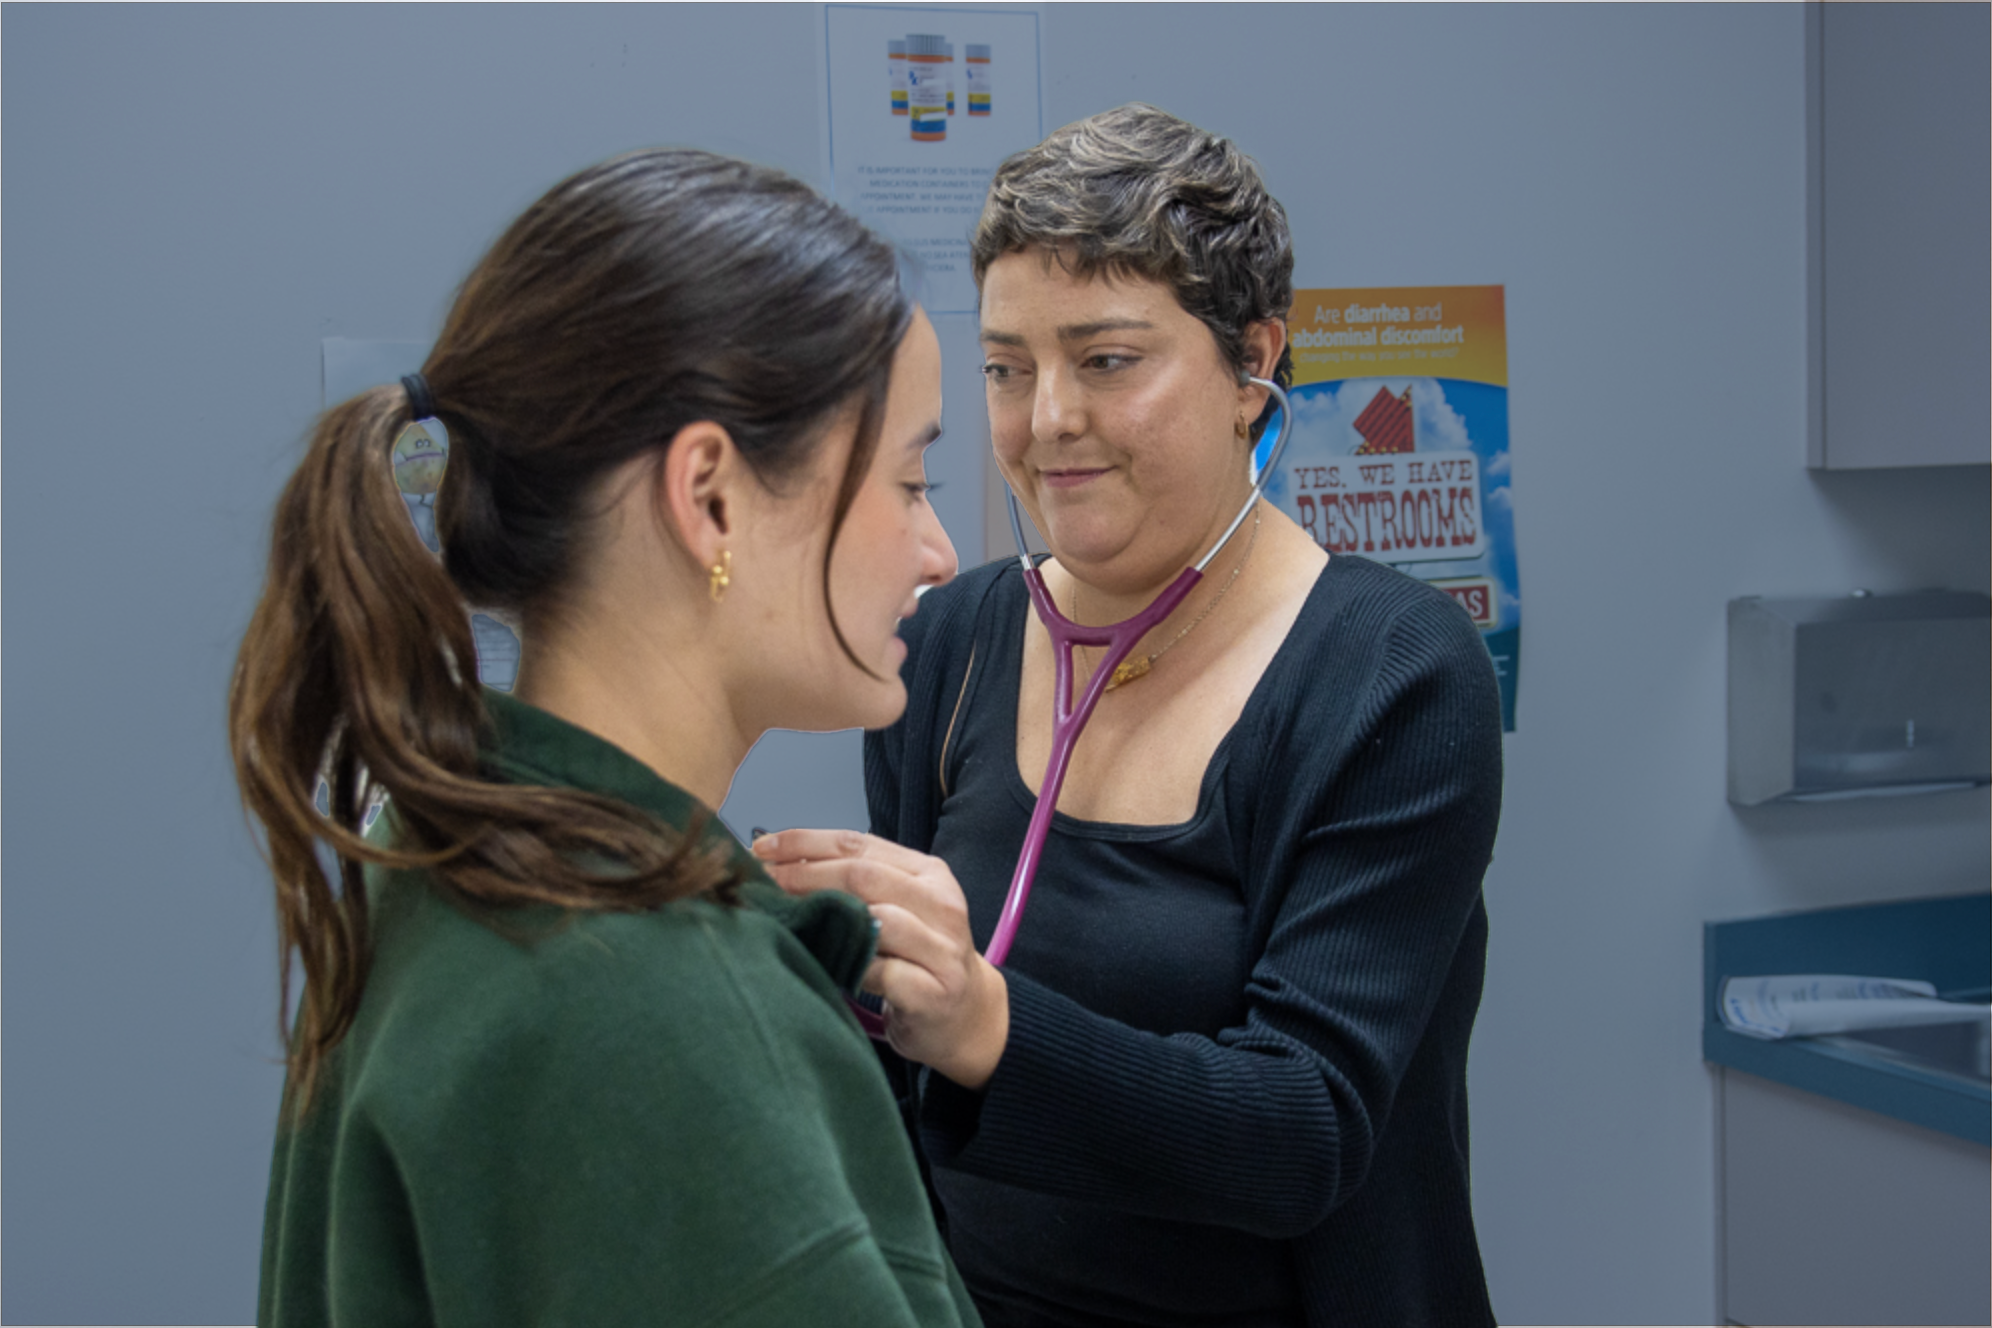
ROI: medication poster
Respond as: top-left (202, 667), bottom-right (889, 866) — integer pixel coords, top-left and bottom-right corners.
top-left (1263, 287), bottom-right (1520, 729)
top-left (824, 5), bottom-right (1043, 314)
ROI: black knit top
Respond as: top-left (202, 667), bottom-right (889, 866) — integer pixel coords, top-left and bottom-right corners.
top-left (865, 554), bottom-right (1504, 1328)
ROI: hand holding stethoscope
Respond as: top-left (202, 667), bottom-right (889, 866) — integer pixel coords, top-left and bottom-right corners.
top-left (755, 378), bottom-right (1292, 1071)
top-left (754, 826), bottom-right (1010, 1086)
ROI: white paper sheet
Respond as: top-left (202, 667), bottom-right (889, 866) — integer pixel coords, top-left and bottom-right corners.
top-left (1720, 974), bottom-right (1991, 1040)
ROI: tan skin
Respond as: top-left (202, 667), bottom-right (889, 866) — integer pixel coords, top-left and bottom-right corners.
top-left (757, 254), bottom-right (1325, 1089)
top-left (515, 308), bottom-right (957, 811)
top-left (991, 256), bottom-right (1327, 823)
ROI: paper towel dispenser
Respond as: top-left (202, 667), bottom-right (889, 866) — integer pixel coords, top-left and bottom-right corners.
top-left (1728, 591), bottom-right (1991, 806)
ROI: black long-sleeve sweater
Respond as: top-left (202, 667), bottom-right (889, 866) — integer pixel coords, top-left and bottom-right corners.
top-left (866, 554), bottom-right (1504, 1328)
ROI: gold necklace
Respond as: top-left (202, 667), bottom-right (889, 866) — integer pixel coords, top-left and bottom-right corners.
top-left (1076, 505), bottom-right (1261, 692)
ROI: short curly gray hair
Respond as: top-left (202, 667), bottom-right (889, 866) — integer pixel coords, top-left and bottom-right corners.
top-left (970, 103), bottom-right (1295, 428)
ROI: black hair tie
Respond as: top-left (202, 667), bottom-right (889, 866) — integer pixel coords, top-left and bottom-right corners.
top-left (401, 373), bottom-right (438, 421)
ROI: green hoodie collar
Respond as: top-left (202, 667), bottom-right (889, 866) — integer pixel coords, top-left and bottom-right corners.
top-left (477, 689), bottom-right (877, 995)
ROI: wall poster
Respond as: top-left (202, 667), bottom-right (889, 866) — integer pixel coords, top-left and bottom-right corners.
top-left (321, 337), bottom-right (521, 696)
top-left (1263, 287), bottom-right (1520, 729)
top-left (823, 4), bottom-right (1043, 314)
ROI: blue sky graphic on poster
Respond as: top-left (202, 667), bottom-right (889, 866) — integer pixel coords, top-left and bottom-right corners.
top-left (1261, 286), bottom-right (1520, 728)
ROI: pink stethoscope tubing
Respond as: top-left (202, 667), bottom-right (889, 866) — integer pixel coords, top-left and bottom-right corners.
top-left (851, 377), bottom-right (1292, 1039)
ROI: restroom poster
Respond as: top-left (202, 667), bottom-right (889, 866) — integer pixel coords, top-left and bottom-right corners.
top-left (1263, 287), bottom-right (1520, 729)
top-left (824, 5), bottom-right (1043, 314)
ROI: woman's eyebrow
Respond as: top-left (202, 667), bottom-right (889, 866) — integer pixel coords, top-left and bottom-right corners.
top-left (1055, 318), bottom-right (1154, 341)
top-left (908, 420), bottom-right (943, 451)
top-left (979, 318), bottom-right (1156, 346)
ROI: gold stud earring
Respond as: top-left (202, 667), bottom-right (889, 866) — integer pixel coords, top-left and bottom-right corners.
top-left (708, 549), bottom-right (732, 603)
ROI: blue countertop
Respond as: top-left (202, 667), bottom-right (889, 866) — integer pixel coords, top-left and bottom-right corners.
top-left (1703, 893), bottom-right (1990, 1145)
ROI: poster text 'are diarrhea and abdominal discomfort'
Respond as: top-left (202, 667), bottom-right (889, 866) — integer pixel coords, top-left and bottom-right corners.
top-left (1265, 287), bottom-right (1520, 729)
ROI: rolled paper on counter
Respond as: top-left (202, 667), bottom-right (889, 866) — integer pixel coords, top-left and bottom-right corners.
top-left (1721, 974), bottom-right (1992, 1040)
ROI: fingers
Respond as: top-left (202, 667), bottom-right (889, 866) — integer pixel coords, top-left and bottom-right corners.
top-left (864, 943), bottom-right (1010, 1093)
top-left (760, 853), bottom-right (920, 909)
top-left (862, 951), bottom-right (949, 1006)
top-left (751, 827), bottom-right (927, 873)
top-left (865, 902), bottom-right (965, 992)
top-left (749, 827), bottom-right (864, 865)
top-left (750, 829), bottom-right (1003, 1086)
top-left (753, 836), bottom-right (966, 934)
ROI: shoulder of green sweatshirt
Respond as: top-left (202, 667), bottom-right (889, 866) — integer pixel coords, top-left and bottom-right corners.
top-left (258, 690), bottom-right (980, 1328)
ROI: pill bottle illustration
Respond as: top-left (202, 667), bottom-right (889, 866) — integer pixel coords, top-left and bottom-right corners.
top-left (888, 39), bottom-right (907, 115)
top-left (945, 42), bottom-right (956, 115)
top-left (966, 43), bottom-right (991, 115)
top-left (907, 34), bottom-right (947, 141)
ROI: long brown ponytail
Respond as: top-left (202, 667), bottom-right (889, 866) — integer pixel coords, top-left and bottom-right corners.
top-left (230, 149), bottom-right (912, 1111)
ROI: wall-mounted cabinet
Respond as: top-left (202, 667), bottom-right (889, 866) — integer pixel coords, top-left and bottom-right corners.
top-left (1807, 2), bottom-right (1991, 470)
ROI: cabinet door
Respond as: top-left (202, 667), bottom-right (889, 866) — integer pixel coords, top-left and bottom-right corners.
top-left (1810, 2), bottom-right (1991, 470)
top-left (1720, 1070), bottom-right (1991, 1326)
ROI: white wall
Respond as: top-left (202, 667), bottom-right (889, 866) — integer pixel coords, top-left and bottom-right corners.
top-left (4, 5), bottom-right (1985, 1324)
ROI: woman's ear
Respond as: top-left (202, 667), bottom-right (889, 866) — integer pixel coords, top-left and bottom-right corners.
top-left (653, 421), bottom-right (744, 574)
top-left (1241, 316), bottom-right (1287, 383)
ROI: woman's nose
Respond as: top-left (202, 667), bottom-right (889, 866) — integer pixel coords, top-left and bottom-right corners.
top-left (1031, 369), bottom-right (1084, 444)
top-left (920, 499), bottom-right (958, 588)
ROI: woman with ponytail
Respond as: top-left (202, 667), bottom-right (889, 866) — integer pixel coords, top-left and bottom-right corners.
top-left (230, 148), bottom-right (967, 1327)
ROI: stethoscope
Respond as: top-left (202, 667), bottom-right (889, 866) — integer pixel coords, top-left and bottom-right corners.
top-left (850, 376), bottom-right (1292, 1039)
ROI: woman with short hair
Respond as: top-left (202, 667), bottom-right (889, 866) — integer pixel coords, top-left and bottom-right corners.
top-left (232, 147), bottom-right (974, 1327)
top-left (759, 105), bottom-right (1503, 1326)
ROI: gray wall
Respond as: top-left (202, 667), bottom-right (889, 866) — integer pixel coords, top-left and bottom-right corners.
top-left (4, 5), bottom-right (1985, 1324)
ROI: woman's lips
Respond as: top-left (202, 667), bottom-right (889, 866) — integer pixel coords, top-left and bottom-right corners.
top-left (1040, 468), bottom-right (1108, 490)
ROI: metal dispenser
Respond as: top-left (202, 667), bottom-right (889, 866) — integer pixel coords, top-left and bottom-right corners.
top-left (1727, 591), bottom-right (1991, 805)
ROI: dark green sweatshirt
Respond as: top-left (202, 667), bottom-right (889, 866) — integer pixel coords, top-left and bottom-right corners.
top-left (258, 691), bottom-right (979, 1328)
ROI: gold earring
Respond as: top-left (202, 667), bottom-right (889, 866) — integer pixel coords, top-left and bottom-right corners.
top-left (1236, 417), bottom-right (1252, 442)
top-left (708, 549), bottom-right (732, 602)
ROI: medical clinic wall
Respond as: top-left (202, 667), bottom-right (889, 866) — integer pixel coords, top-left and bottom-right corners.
top-left (4, 5), bottom-right (1986, 1324)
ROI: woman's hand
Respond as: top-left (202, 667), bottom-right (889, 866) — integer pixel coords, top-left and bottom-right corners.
top-left (752, 829), bottom-right (1009, 1090)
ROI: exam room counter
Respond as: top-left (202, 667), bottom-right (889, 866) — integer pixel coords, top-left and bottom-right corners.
top-left (1703, 893), bottom-right (1990, 1326)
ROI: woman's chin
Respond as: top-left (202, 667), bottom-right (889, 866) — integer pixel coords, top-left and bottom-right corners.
top-left (1043, 529), bottom-right (1122, 572)
top-left (855, 677), bottom-right (909, 732)
top-left (1049, 542), bottom-right (1154, 591)
top-left (1041, 511), bottom-right (1126, 563)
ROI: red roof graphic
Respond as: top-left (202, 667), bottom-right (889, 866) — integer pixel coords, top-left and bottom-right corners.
top-left (1352, 386), bottom-right (1415, 454)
